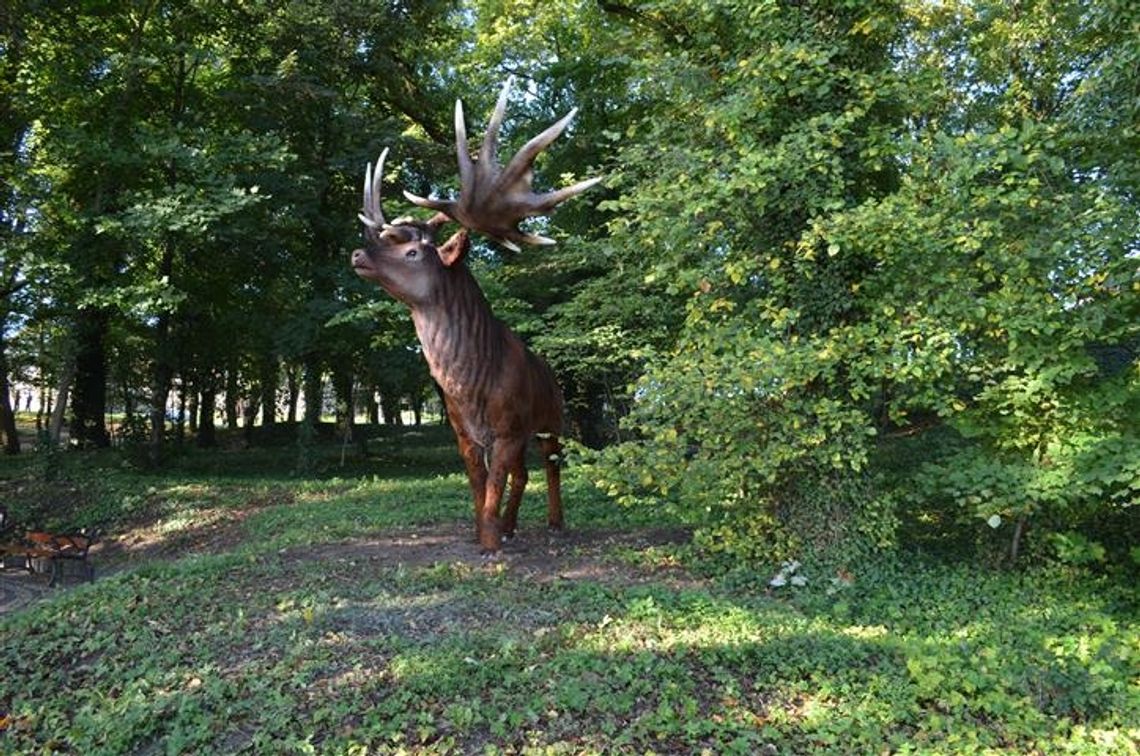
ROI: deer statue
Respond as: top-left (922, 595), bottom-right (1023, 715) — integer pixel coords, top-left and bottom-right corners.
top-left (351, 78), bottom-right (601, 555)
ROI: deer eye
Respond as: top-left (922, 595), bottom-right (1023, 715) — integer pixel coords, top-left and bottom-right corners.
top-left (404, 248), bottom-right (419, 259)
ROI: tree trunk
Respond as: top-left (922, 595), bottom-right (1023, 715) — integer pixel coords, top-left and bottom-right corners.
top-left (570, 384), bottom-right (611, 449)
top-left (0, 327), bottom-right (19, 454)
top-left (412, 393), bottom-right (423, 426)
top-left (286, 365), bottom-right (300, 423)
top-left (148, 350), bottom-right (172, 467)
top-left (197, 382), bottom-right (216, 448)
top-left (1010, 515), bottom-right (1028, 563)
top-left (147, 293), bottom-right (176, 467)
top-left (69, 309), bottom-right (112, 448)
top-left (332, 366), bottom-right (354, 443)
top-left (242, 389), bottom-right (259, 446)
top-left (302, 359), bottom-right (323, 427)
top-left (259, 357), bottom-right (278, 428)
top-left (367, 387), bottom-right (379, 425)
top-left (433, 380), bottom-right (447, 425)
top-left (119, 361), bottom-right (133, 424)
top-left (187, 381), bottom-right (199, 434)
top-left (174, 379), bottom-right (187, 445)
top-left (34, 346), bottom-right (48, 432)
top-left (224, 367), bottom-right (239, 431)
top-left (380, 394), bottom-right (402, 426)
top-left (49, 363), bottom-right (73, 445)
top-left (296, 357), bottom-right (323, 473)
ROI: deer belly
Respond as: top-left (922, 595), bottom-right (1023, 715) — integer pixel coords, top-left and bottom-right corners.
top-left (442, 385), bottom-right (538, 453)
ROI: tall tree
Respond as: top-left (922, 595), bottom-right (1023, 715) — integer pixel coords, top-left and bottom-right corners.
top-left (589, 0), bottom-right (1138, 566)
top-left (10, 0), bottom-right (462, 461)
top-left (586, 0), bottom-right (908, 564)
top-left (0, 0), bottom-right (35, 453)
top-left (886, 0), bottom-right (1140, 560)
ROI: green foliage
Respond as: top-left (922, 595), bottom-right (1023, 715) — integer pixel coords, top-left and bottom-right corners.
top-left (912, 424), bottom-right (1140, 559)
top-left (112, 413), bottom-right (154, 471)
top-left (573, 0), bottom-right (1139, 568)
top-left (574, 0), bottom-right (907, 566)
top-left (1049, 531), bottom-right (1107, 566)
top-left (584, 312), bottom-right (897, 571)
top-left (31, 429), bottom-right (61, 482)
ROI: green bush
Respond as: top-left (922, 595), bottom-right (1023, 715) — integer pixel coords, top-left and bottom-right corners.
top-left (115, 413), bottom-right (154, 471)
top-left (582, 314), bottom-right (898, 574)
top-left (908, 367), bottom-right (1139, 565)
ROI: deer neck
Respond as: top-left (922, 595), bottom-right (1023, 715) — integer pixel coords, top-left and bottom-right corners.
top-left (409, 266), bottom-right (505, 400)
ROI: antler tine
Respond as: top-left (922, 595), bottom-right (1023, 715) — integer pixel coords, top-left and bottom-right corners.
top-left (454, 98), bottom-right (474, 192)
top-left (530, 175), bottom-right (605, 214)
top-left (516, 232), bottom-right (557, 246)
top-left (358, 162), bottom-right (373, 228)
top-left (360, 159), bottom-right (373, 225)
top-left (399, 78), bottom-right (602, 250)
top-left (500, 107), bottom-right (578, 188)
top-left (403, 188), bottom-right (451, 214)
top-left (358, 148), bottom-right (389, 229)
top-left (402, 104), bottom-right (466, 216)
top-left (480, 75), bottom-right (513, 167)
top-left (372, 148), bottom-right (389, 224)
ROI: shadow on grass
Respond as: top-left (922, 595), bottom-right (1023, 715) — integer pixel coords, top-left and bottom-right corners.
top-left (162, 424), bottom-right (465, 482)
top-left (1, 422), bottom-right (671, 594)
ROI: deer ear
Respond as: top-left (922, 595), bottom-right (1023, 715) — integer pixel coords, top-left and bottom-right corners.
top-left (437, 230), bottom-right (470, 268)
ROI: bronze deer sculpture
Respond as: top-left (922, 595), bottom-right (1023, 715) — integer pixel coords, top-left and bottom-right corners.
top-left (351, 79), bottom-right (601, 555)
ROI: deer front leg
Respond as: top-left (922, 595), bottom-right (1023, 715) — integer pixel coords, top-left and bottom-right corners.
top-left (538, 435), bottom-right (564, 531)
top-left (455, 433), bottom-right (488, 543)
top-left (501, 446), bottom-right (528, 540)
top-left (480, 439), bottom-right (526, 553)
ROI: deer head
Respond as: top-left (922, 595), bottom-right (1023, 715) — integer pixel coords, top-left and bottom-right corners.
top-left (351, 77), bottom-right (601, 304)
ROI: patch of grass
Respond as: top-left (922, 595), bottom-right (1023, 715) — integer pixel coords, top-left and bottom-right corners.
top-left (2, 431), bottom-right (1138, 753)
top-left (4, 553), bottom-right (1137, 753)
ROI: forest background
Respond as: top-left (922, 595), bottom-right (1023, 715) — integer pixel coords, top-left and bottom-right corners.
top-left (1, 0), bottom-right (1137, 568)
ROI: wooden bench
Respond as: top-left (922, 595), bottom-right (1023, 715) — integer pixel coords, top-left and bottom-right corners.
top-left (0, 509), bottom-right (99, 587)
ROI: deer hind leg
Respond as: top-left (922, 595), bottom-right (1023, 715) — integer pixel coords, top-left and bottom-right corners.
top-left (537, 434), bottom-right (564, 531)
top-left (501, 446), bottom-right (528, 540)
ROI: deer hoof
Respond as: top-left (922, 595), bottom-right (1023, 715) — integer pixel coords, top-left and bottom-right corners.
top-left (480, 549), bottom-right (502, 562)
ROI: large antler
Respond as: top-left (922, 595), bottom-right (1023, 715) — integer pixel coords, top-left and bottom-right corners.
top-left (403, 77), bottom-right (602, 252)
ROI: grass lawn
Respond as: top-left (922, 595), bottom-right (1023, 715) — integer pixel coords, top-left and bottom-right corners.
top-left (1, 427), bottom-right (1137, 754)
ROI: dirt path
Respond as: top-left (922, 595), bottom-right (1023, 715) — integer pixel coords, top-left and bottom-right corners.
top-left (281, 521), bottom-right (696, 586)
top-left (2, 522), bottom-right (697, 615)
top-left (0, 570), bottom-right (53, 615)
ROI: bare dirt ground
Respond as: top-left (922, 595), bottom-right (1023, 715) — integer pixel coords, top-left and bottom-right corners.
top-left (281, 521), bottom-right (697, 585)
top-left (2, 519), bottom-right (697, 615)
top-left (0, 569), bottom-right (53, 614)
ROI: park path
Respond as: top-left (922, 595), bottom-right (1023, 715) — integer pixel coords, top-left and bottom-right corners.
top-left (0, 571), bottom-right (52, 614)
top-left (2, 524), bottom-right (696, 616)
